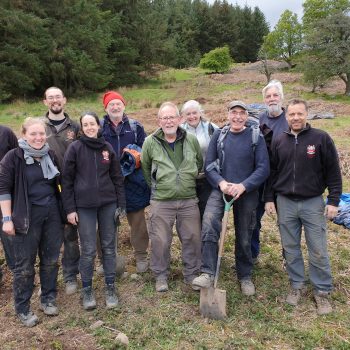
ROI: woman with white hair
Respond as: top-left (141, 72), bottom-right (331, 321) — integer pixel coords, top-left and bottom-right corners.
top-left (180, 100), bottom-right (218, 220)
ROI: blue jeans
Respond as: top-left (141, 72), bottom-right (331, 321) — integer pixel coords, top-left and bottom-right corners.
top-left (201, 189), bottom-right (258, 280)
top-left (10, 199), bottom-right (63, 314)
top-left (77, 202), bottom-right (117, 286)
top-left (276, 194), bottom-right (332, 293)
top-left (62, 223), bottom-right (80, 283)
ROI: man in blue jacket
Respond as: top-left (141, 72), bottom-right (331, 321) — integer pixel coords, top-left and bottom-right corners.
top-left (265, 98), bottom-right (342, 315)
top-left (101, 91), bottom-right (149, 273)
top-left (193, 101), bottom-right (269, 296)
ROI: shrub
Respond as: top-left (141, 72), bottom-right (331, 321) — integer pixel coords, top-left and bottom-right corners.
top-left (199, 46), bottom-right (233, 73)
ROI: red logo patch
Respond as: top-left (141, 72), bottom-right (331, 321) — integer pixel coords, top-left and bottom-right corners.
top-left (306, 145), bottom-right (316, 158)
top-left (66, 130), bottom-right (75, 141)
top-left (102, 150), bottom-right (110, 163)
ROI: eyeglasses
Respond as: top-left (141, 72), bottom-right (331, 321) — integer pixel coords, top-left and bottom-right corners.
top-left (159, 115), bottom-right (179, 121)
top-left (229, 110), bottom-right (247, 117)
top-left (46, 95), bottom-right (64, 101)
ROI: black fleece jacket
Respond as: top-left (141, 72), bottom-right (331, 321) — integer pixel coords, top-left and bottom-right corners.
top-left (265, 124), bottom-right (342, 206)
top-left (62, 139), bottom-right (125, 214)
top-left (0, 148), bottom-right (59, 233)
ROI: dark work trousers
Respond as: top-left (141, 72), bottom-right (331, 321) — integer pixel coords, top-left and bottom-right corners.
top-left (11, 199), bottom-right (64, 315)
top-left (196, 177), bottom-right (213, 222)
top-left (201, 189), bottom-right (258, 280)
top-left (251, 185), bottom-right (265, 259)
top-left (62, 223), bottom-right (80, 283)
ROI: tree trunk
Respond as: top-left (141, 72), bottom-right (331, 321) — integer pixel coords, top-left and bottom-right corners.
top-left (345, 79), bottom-right (350, 96)
top-left (339, 73), bottom-right (350, 96)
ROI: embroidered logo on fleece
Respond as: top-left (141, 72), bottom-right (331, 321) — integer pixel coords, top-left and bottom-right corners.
top-left (65, 130), bottom-right (76, 141)
top-left (306, 145), bottom-right (316, 158)
top-left (102, 150), bottom-right (110, 163)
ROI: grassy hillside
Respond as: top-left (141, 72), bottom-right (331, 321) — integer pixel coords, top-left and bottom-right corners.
top-left (0, 65), bottom-right (349, 350)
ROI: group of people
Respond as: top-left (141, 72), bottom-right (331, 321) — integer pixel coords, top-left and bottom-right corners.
top-left (0, 79), bottom-right (342, 328)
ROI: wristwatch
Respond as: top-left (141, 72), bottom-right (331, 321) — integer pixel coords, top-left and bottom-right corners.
top-left (2, 216), bottom-right (12, 223)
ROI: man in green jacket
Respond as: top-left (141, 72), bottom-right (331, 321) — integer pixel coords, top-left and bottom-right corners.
top-left (141, 102), bottom-right (203, 292)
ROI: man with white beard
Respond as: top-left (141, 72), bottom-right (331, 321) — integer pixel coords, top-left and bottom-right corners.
top-left (251, 80), bottom-right (289, 263)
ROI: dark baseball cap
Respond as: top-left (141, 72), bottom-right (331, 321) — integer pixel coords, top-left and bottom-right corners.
top-left (227, 100), bottom-right (248, 111)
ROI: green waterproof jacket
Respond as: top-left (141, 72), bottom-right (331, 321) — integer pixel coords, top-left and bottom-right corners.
top-left (141, 127), bottom-right (203, 200)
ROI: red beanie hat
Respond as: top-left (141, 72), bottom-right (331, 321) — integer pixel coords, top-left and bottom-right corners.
top-left (103, 91), bottom-right (126, 108)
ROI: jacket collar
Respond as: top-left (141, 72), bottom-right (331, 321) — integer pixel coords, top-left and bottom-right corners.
top-left (153, 127), bottom-right (186, 143)
top-left (103, 113), bottom-right (128, 126)
top-left (286, 122), bottom-right (311, 136)
top-left (45, 112), bottom-right (71, 126)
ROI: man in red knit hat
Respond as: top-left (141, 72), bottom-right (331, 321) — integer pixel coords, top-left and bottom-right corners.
top-left (101, 91), bottom-right (150, 273)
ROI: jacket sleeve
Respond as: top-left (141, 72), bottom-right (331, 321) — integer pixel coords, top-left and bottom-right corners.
top-left (8, 129), bottom-right (18, 150)
top-left (109, 146), bottom-right (126, 209)
top-left (192, 135), bottom-right (203, 172)
top-left (140, 137), bottom-right (152, 187)
top-left (242, 135), bottom-right (270, 193)
top-left (264, 137), bottom-right (279, 202)
top-left (61, 143), bottom-right (77, 214)
top-left (0, 151), bottom-right (15, 201)
top-left (323, 134), bottom-right (342, 206)
top-left (136, 122), bottom-right (147, 148)
top-left (204, 130), bottom-right (224, 188)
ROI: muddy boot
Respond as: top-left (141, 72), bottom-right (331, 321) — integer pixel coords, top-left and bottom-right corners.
top-left (105, 284), bottom-right (118, 309)
top-left (81, 286), bottom-right (96, 310)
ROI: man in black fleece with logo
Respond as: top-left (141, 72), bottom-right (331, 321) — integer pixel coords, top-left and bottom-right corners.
top-left (265, 98), bottom-right (342, 316)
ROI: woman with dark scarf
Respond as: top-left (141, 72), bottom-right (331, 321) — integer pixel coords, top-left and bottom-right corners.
top-left (0, 117), bottom-right (63, 327)
top-left (62, 112), bottom-right (125, 311)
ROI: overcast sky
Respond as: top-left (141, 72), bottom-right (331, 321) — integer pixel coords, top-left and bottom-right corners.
top-left (228, 0), bottom-right (304, 28)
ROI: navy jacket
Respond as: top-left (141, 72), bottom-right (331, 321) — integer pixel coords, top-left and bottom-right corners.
top-left (102, 114), bottom-right (149, 211)
top-left (205, 127), bottom-right (270, 193)
top-left (101, 114), bottom-right (146, 157)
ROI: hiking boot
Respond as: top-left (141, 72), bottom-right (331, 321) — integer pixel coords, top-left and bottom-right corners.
top-left (286, 287), bottom-right (304, 306)
top-left (183, 277), bottom-right (201, 291)
top-left (240, 279), bottom-right (255, 296)
top-left (18, 311), bottom-right (39, 327)
top-left (81, 286), bottom-right (96, 310)
top-left (65, 280), bottom-right (78, 295)
top-left (40, 302), bottom-right (59, 316)
top-left (314, 293), bottom-right (332, 315)
top-left (136, 259), bottom-right (149, 273)
top-left (155, 278), bottom-right (168, 292)
top-left (105, 284), bottom-right (119, 309)
top-left (192, 273), bottom-right (214, 289)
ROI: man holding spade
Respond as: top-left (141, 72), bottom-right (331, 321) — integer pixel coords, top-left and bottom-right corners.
top-left (193, 100), bottom-right (269, 296)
